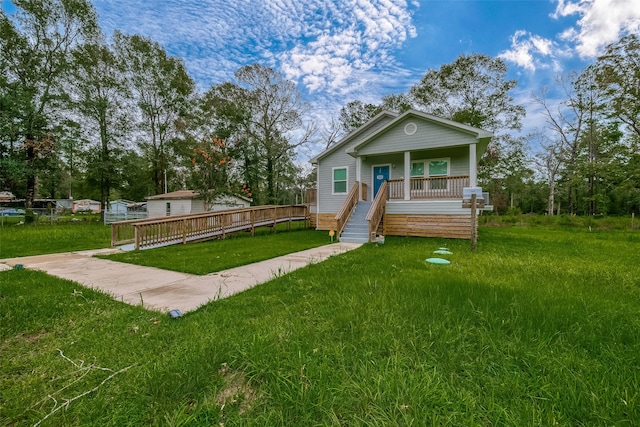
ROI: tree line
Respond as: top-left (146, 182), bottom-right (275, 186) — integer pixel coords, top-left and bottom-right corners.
top-left (0, 0), bottom-right (314, 219)
top-left (336, 36), bottom-right (640, 216)
top-left (1, 0), bottom-right (638, 219)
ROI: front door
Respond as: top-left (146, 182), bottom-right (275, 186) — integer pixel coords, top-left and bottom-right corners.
top-left (373, 165), bottom-right (390, 198)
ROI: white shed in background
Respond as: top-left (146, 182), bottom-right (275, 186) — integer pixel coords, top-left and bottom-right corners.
top-left (146, 190), bottom-right (251, 219)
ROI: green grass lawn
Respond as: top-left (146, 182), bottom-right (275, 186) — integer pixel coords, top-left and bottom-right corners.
top-left (100, 228), bottom-right (332, 275)
top-left (1, 226), bottom-right (639, 425)
top-left (0, 223), bottom-right (111, 258)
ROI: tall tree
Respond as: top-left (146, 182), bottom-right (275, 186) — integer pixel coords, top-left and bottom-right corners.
top-left (339, 100), bottom-right (382, 133)
top-left (591, 34), bottom-right (640, 215)
top-left (410, 54), bottom-right (525, 132)
top-left (592, 34), bottom-right (640, 139)
top-left (533, 74), bottom-right (591, 214)
top-left (55, 119), bottom-right (86, 199)
top-left (0, 0), bottom-right (98, 213)
top-left (189, 82), bottom-right (252, 203)
top-left (234, 64), bottom-right (314, 204)
top-left (533, 133), bottom-right (563, 215)
top-left (70, 36), bottom-right (129, 216)
top-left (478, 134), bottom-right (532, 214)
top-left (114, 31), bottom-right (195, 194)
top-left (338, 94), bottom-right (412, 134)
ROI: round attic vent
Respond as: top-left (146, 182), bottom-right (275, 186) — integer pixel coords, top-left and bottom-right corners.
top-left (404, 122), bottom-right (417, 135)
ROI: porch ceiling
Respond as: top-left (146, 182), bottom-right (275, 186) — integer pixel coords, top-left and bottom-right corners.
top-left (352, 145), bottom-right (469, 160)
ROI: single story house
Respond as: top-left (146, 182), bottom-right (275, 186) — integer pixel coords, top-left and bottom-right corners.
top-left (309, 109), bottom-right (493, 242)
top-left (146, 190), bottom-right (252, 219)
top-left (108, 199), bottom-right (136, 214)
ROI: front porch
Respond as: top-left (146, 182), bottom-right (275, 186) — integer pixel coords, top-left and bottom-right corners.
top-left (387, 175), bottom-right (470, 200)
top-left (350, 141), bottom-right (484, 204)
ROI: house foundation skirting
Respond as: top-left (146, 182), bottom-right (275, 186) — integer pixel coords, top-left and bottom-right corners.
top-left (384, 214), bottom-right (473, 239)
top-left (315, 212), bottom-right (474, 240)
top-left (314, 213), bottom-right (338, 231)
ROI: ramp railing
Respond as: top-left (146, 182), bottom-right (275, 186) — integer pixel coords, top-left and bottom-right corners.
top-left (111, 205), bottom-right (309, 250)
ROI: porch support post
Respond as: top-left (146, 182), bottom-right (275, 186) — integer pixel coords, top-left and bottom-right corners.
top-left (469, 143), bottom-right (477, 187)
top-left (356, 156), bottom-right (362, 200)
top-left (403, 151), bottom-right (411, 201)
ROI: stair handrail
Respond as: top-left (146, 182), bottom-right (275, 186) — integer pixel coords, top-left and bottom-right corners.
top-left (365, 180), bottom-right (388, 242)
top-left (334, 181), bottom-right (360, 237)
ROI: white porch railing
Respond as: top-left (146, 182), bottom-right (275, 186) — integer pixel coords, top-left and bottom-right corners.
top-left (388, 175), bottom-right (470, 200)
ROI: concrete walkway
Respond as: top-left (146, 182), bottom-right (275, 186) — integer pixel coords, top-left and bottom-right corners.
top-left (0, 242), bottom-right (362, 313)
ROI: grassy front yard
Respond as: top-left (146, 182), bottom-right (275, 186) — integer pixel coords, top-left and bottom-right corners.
top-left (1, 225), bottom-right (639, 425)
top-left (99, 228), bottom-right (331, 275)
top-left (0, 222), bottom-right (110, 258)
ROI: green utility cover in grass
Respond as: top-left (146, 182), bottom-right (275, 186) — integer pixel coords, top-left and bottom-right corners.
top-left (434, 250), bottom-right (453, 255)
top-left (426, 258), bottom-right (451, 265)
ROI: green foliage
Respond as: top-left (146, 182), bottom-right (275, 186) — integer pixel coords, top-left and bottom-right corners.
top-left (592, 33), bottom-right (640, 139)
top-left (339, 100), bottom-right (384, 133)
top-left (480, 135), bottom-right (534, 214)
top-left (505, 206), bottom-right (522, 216)
top-left (113, 31), bottom-right (195, 195)
top-left (0, 0), bottom-right (99, 206)
top-left (70, 38), bottom-right (130, 212)
top-left (479, 213), bottom-right (638, 230)
top-left (192, 64), bottom-right (311, 205)
top-left (410, 53), bottom-right (525, 133)
top-left (2, 1), bottom-right (639, 220)
top-left (338, 95), bottom-right (413, 134)
top-left (1, 227), bottom-right (640, 425)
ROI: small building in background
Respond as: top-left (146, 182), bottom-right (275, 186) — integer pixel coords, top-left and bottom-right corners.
top-left (55, 199), bottom-right (73, 211)
top-left (71, 199), bottom-right (101, 214)
top-left (0, 191), bottom-right (16, 202)
top-left (109, 199), bottom-right (135, 214)
top-left (103, 199), bottom-right (147, 223)
top-left (146, 190), bottom-right (251, 219)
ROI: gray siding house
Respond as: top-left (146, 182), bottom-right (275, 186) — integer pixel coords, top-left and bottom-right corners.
top-left (309, 109), bottom-right (493, 242)
top-left (146, 190), bottom-right (251, 219)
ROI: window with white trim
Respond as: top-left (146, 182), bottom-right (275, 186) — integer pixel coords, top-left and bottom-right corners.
top-left (333, 167), bottom-right (348, 194)
top-left (410, 161), bottom-right (424, 190)
top-left (410, 161), bottom-right (424, 177)
top-left (427, 158), bottom-right (449, 190)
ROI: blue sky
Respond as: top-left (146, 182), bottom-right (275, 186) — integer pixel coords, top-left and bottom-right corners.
top-left (3, 0), bottom-right (640, 155)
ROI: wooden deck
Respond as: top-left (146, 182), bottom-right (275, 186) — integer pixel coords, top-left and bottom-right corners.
top-left (111, 205), bottom-right (310, 250)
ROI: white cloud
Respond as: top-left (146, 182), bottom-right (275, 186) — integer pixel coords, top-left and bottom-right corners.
top-left (498, 31), bottom-right (559, 72)
top-left (94, 0), bottom-right (417, 99)
top-left (277, 0), bottom-right (417, 95)
top-left (552, 0), bottom-right (640, 58)
top-left (552, 0), bottom-right (640, 57)
top-left (501, 0), bottom-right (640, 72)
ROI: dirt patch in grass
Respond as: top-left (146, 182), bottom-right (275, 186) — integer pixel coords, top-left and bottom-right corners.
top-left (0, 331), bottom-right (49, 350)
top-left (216, 363), bottom-right (260, 414)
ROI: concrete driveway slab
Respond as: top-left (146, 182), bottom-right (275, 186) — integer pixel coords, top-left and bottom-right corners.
top-left (0, 242), bottom-right (362, 313)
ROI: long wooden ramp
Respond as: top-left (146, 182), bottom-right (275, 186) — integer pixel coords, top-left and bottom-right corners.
top-left (111, 205), bottom-right (310, 250)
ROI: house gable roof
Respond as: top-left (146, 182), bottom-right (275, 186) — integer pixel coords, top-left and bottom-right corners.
top-left (146, 190), bottom-right (252, 204)
top-left (146, 190), bottom-right (199, 200)
top-left (309, 110), bottom-right (399, 164)
top-left (346, 110), bottom-right (493, 156)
